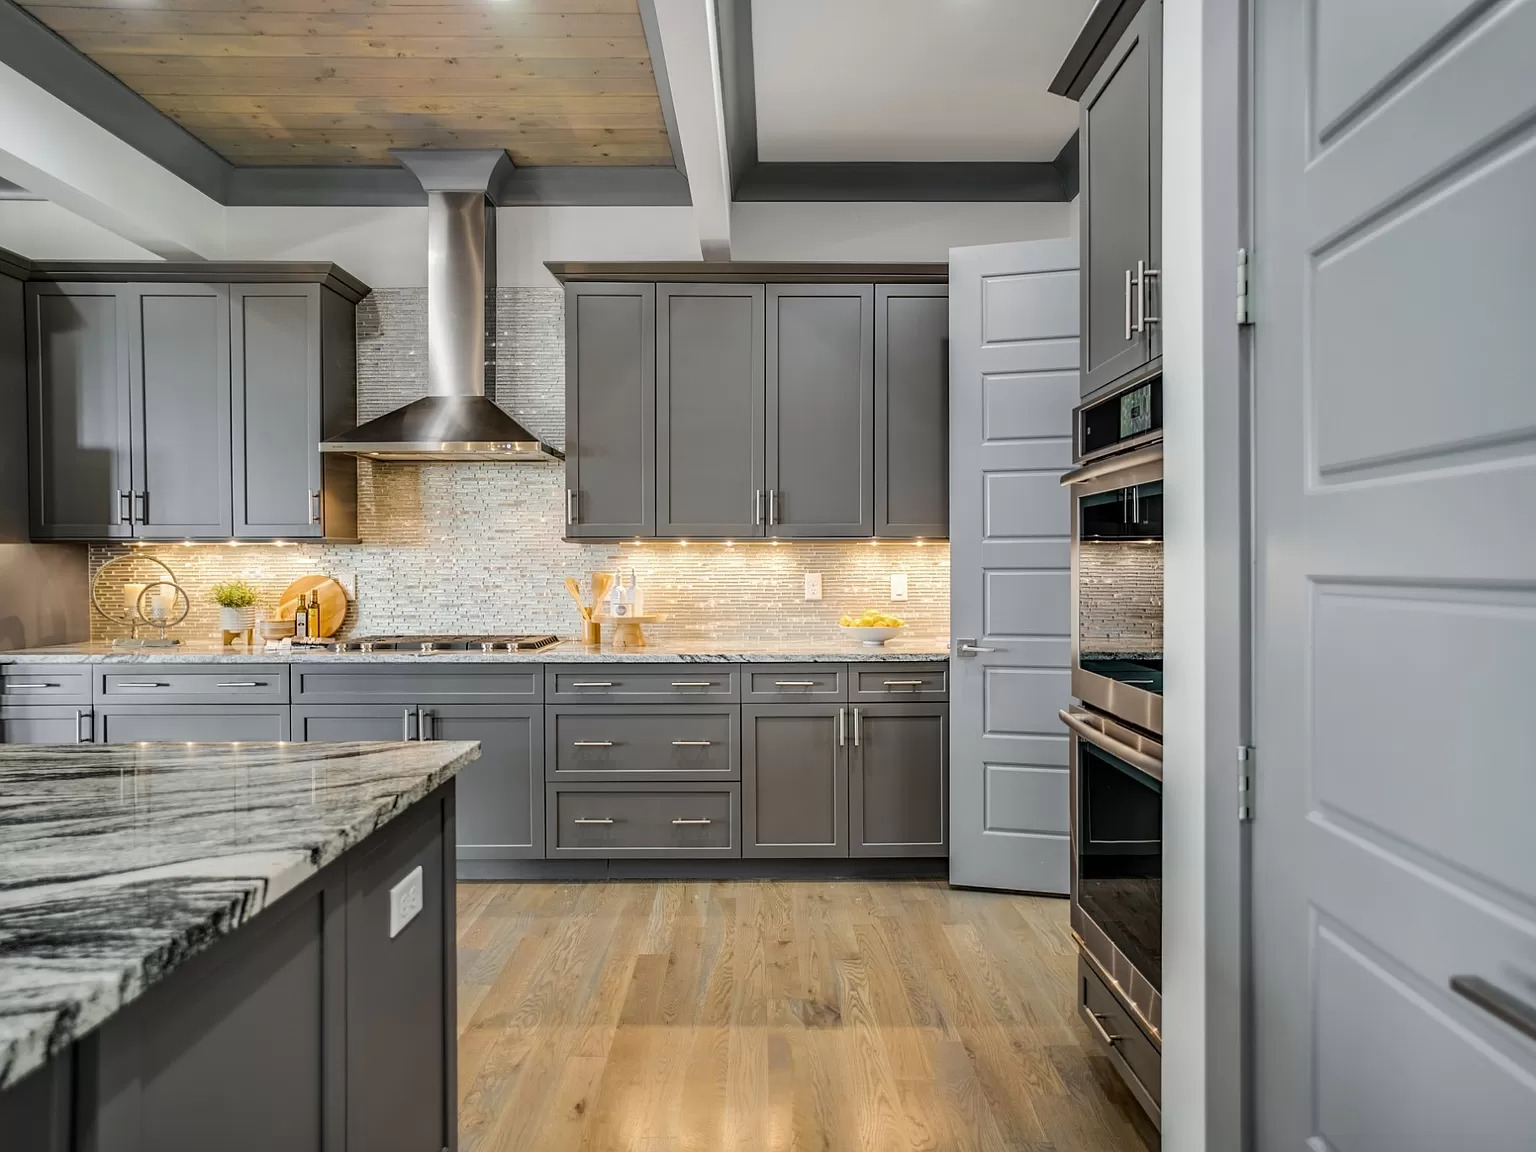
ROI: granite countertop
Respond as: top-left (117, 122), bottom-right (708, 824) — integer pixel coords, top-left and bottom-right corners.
top-left (0, 739), bottom-right (479, 1090)
top-left (0, 637), bottom-right (953, 664)
top-left (1079, 649), bottom-right (1165, 662)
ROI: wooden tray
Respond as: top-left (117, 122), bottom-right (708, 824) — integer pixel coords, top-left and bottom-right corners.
top-left (275, 576), bottom-right (347, 638)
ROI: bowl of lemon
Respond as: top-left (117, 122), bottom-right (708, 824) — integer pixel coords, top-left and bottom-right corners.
top-left (839, 610), bottom-right (907, 646)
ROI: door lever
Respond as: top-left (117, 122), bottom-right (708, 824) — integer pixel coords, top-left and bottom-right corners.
top-left (1451, 975), bottom-right (1536, 1043)
top-left (956, 639), bottom-right (998, 657)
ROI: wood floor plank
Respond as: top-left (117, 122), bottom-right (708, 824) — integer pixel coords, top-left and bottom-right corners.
top-left (456, 880), bottom-right (1155, 1152)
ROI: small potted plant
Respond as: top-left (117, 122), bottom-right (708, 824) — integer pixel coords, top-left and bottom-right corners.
top-left (212, 580), bottom-right (259, 645)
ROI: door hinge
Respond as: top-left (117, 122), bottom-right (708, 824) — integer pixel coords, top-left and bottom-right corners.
top-left (1238, 745), bottom-right (1256, 822)
top-left (1236, 248), bottom-right (1253, 326)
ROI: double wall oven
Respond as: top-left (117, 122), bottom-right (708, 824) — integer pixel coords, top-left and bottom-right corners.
top-left (1061, 377), bottom-right (1164, 1125)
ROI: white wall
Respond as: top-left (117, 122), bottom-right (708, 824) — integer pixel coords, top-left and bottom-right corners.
top-left (0, 200), bottom-right (158, 260)
top-left (731, 201), bottom-right (1073, 260)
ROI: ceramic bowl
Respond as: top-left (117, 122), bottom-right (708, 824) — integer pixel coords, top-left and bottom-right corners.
top-left (840, 624), bottom-right (905, 647)
top-left (258, 619), bottom-right (293, 641)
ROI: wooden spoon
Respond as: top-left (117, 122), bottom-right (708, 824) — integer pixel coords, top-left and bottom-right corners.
top-left (591, 572), bottom-right (615, 612)
top-left (564, 577), bottom-right (591, 621)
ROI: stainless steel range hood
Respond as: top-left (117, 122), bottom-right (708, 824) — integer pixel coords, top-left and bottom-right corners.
top-left (321, 149), bottom-right (562, 463)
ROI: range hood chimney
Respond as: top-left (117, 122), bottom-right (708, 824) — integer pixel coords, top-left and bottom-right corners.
top-left (320, 149), bottom-right (562, 463)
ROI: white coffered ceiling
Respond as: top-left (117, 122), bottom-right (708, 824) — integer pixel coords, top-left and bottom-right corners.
top-left (751, 0), bottom-right (1092, 163)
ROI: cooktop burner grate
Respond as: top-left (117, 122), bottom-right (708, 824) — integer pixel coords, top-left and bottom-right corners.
top-left (334, 634), bottom-right (561, 653)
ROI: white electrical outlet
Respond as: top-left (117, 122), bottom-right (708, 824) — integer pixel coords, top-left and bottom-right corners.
top-left (334, 572), bottom-right (357, 601)
top-left (804, 572), bottom-right (823, 601)
top-left (389, 866), bottom-right (424, 938)
top-left (890, 573), bottom-right (909, 601)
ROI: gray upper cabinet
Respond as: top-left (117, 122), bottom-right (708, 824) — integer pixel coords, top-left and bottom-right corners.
top-left (130, 285), bottom-right (233, 540)
top-left (1078, 0), bottom-right (1161, 398)
top-left (565, 282), bottom-right (655, 538)
top-left (742, 704), bottom-right (849, 858)
top-left (874, 285), bottom-right (949, 539)
top-left (849, 703), bottom-right (947, 857)
top-left (656, 283), bottom-right (765, 538)
top-left (766, 284), bottom-right (875, 538)
top-left (231, 284), bottom-right (358, 541)
top-left (27, 283), bottom-right (134, 540)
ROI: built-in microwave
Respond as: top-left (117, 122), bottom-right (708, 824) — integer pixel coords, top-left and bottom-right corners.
top-left (1064, 379), bottom-right (1164, 735)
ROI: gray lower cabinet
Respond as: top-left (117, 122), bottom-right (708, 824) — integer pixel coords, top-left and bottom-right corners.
top-left (849, 703), bottom-right (948, 857)
top-left (565, 283), bottom-right (655, 538)
top-left (0, 706), bottom-right (91, 744)
top-left (874, 285), bottom-right (949, 539)
top-left (548, 781), bottom-right (740, 857)
top-left (95, 705), bottom-right (291, 743)
top-left (547, 705), bottom-right (738, 783)
top-left (656, 283), bottom-right (765, 538)
top-left (742, 704), bottom-right (848, 858)
top-left (766, 284), bottom-right (875, 537)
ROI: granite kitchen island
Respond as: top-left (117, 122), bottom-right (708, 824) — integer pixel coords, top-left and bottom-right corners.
top-left (0, 739), bottom-right (479, 1152)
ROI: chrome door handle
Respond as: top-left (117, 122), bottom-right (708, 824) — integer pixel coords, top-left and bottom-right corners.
top-left (1087, 1011), bottom-right (1121, 1046)
top-left (566, 489), bottom-right (578, 525)
top-left (1124, 269), bottom-right (1134, 341)
top-left (774, 680), bottom-right (817, 687)
top-left (418, 707), bottom-right (432, 741)
top-left (1136, 260), bottom-right (1160, 330)
top-left (852, 707), bottom-right (861, 748)
top-left (671, 740), bottom-right (712, 746)
top-left (955, 640), bottom-right (997, 657)
top-left (670, 681), bottom-right (714, 688)
top-left (571, 681), bottom-right (614, 688)
top-left (671, 817), bottom-right (712, 825)
top-left (573, 741), bottom-right (614, 747)
top-left (134, 491), bottom-right (147, 524)
top-left (753, 488), bottom-right (763, 527)
top-left (7, 683), bottom-right (60, 690)
top-left (838, 707), bottom-right (846, 748)
top-left (117, 489), bottom-right (132, 525)
top-left (216, 682), bottom-right (263, 688)
top-left (768, 489), bottom-right (778, 526)
top-left (402, 707), bottom-right (414, 741)
top-left (309, 489), bottom-right (322, 524)
top-left (1450, 976), bottom-right (1536, 1043)
top-left (117, 681), bottom-right (168, 688)
top-left (882, 679), bottom-right (925, 687)
top-left (573, 817), bottom-right (614, 825)
top-left (75, 709), bottom-right (91, 744)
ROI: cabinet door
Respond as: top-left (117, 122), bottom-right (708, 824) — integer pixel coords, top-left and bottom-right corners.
top-left (128, 284), bottom-right (233, 539)
top-left (0, 706), bottom-right (90, 744)
top-left (849, 704), bottom-right (947, 857)
top-left (292, 704), bottom-right (416, 743)
top-left (766, 285), bottom-right (874, 537)
top-left (96, 705), bottom-right (291, 742)
top-left (231, 285), bottom-right (324, 539)
top-left (656, 283), bottom-right (765, 537)
top-left (26, 283), bottom-right (134, 540)
top-left (565, 283), bottom-right (655, 538)
top-left (1079, 1), bottom-right (1156, 397)
top-left (742, 704), bottom-right (848, 858)
top-left (421, 705), bottom-right (544, 861)
top-left (875, 285), bottom-right (949, 539)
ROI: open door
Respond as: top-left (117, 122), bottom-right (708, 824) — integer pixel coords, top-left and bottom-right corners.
top-left (948, 237), bottom-right (1080, 894)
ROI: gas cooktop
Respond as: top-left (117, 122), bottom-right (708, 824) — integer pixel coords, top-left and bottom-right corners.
top-left (331, 634), bottom-right (561, 654)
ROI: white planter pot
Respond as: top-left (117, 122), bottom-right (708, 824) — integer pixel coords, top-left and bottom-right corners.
top-left (219, 606), bottom-right (255, 642)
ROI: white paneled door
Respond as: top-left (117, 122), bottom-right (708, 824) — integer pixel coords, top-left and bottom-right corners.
top-left (1253, 0), bottom-right (1536, 1146)
top-left (948, 238), bottom-right (1079, 895)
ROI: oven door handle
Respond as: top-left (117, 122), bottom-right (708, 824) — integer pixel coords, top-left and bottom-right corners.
top-left (1059, 708), bottom-right (1164, 782)
top-left (1060, 443), bottom-right (1164, 487)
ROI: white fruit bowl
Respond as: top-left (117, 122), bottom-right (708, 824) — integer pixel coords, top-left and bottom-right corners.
top-left (840, 624), bottom-right (905, 647)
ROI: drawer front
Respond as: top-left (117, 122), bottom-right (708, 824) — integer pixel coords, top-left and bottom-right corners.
top-left (548, 784), bottom-right (739, 857)
top-left (545, 665), bottom-right (738, 704)
top-left (849, 663), bottom-right (948, 702)
top-left (95, 705), bottom-right (292, 743)
top-left (1079, 956), bottom-right (1161, 1116)
top-left (292, 664), bottom-right (542, 704)
top-left (548, 706), bottom-right (738, 781)
top-left (96, 664), bottom-right (290, 705)
top-left (0, 665), bottom-right (92, 705)
top-left (741, 664), bottom-right (846, 702)
top-left (0, 705), bottom-right (92, 745)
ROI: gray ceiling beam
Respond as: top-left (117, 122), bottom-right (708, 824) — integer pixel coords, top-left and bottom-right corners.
top-left (733, 161), bottom-right (1070, 202)
top-left (226, 165), bottom-right (691, 208)
top-left (637, 0), bottom-right (687, 179)
top-left (715, 0), bottom-right (758, 196)
top-left (1054, 131), bottom-right (1080, 200)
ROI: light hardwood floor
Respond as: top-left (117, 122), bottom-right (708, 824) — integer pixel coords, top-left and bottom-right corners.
top-left (456, 880), bottom-right (1158, 1152)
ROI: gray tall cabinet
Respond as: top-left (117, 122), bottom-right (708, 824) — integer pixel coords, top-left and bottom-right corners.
top-left (23, 264), bottom-right (364, 542)
top-left (561, 268), bottom-right (947, 541)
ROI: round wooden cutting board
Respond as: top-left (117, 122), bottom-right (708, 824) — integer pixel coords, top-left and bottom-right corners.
top-left (275, 576), bottom-right (347, 638)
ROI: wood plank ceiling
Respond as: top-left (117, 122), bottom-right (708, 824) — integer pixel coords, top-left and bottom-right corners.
top-left (14, 0), bottom-right (674, 167)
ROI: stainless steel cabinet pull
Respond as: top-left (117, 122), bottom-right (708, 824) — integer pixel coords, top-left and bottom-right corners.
top-left (117, 490), bottom-right (131, 525)
top-left (671, 740), bottom-right (712, 747)
top-left (956, 640), bottom-right (997, 657)
top-left (571, 681), bottom-right (614, 688)
top-left (774, 680), bottom-right (817, 687)
top-left (574, 817), bottom-right (614, 825)
top-left (308, 489), bottom-right (322, 524)
top-left (8, 683), bottom-right (60, 690)
top-left (1450, 976), bottom-right (1536, 1043)
top-left (418, 707), bottom-right (432, 741)
top-left (118, 681), bottom-right (168, 688)
top-left (853, 707), bottom-right (861, 747)
top-left (402, 707), bottom-right (413, 741)
top-left (573, 741), bottom-right (614, 747)
top-left (753, 488), bottom-right (763, 527)
top-left (883, 680), bottom-right (925, 687)
top-left (134, 491), bottom-right (148, 524)
top-left (566, 489), bottom-right (578, 525)
top-left (216, 682), bottom-right (262, 688)
top-left (670, 681), bottom-right (714, 688)
top-left (768, 489), bottom-right (778, 526)
top-left (838, 707), bottom-right (846, 748)
top-left (75, 709), bottom-right (90, 744)
top-left (1135, 260), bottom-right (1160, 329)
top-left (1124, 269), bottom-right (1134, 340)
top-left (671, 818), bottom-right (712, 825)
top-left (1088, 1011), bottom-right (1121, 1046)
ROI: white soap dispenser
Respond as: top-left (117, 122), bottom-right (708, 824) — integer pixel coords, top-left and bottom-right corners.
top-left (627, 567), bottom-right (645, 616)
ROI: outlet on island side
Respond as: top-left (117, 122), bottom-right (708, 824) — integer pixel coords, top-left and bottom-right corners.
top-left (804, 572), bottom-right (823, 601)
top-left (890, 573), bottom-right (909, 602)
top-left (389, 866), bottom-right (424, 938)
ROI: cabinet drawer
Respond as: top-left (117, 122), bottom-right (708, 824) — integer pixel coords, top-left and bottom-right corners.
top-left (1, 705), bottom-right (93, 745)
top-left (0, 665), bottom-right (92, 705)
top-left (741, 664), bottom-right (846, 702)
top-left (96, 664), bottom-right (289, 705)
top-left (548, 784), bottom-right (739, 857)
top-left (548, 706), bottom-right (738, 782)
top-left (545, 665), bottom-right (737, 703)
top-left (850, 663), bottom-right (948, 702)
top-left (292, 664), bottom-right (542, 704)
top-left (95, 704), bottom-right (291, 743)
top-left (1079, 955), bottom-right (1161, 1121)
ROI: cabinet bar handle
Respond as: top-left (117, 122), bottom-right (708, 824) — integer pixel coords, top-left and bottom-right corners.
top-left (117, 681), bottom-right (168, 688)
top-left (1124, 269), bottom-right (1134, 341)
top-left (671, 681), bottom-right (714, 688)
top-left (308, 489), bottom-right (321, 524)
top-left (671, 740), bottom-right (712, 747)
top-left (418, 707), bottom-right (431, 741)
top-left (768, 489), bottom-right (779, 526)
top-left (117, 490), bottom-right (131, 525)
top-left (774, 680), bottom-right (817, 687)
top-left (402, 707), bottom-right (413, 741)
top-left (1088, 1011), bottom-right (1121, 1046)
top-left (573, 740), bottom-right (614, 747)
top-left (566, 489), bottom-right (578, 525)
top-left (571, 681), bottom-right (615, 688)
top-left (1451, 976), bottom-right (1536, 1043)
top-left (671, 818), bottom-right (712, 825)
top-left (8, 683), bottom-right (61, 690)
top-left (574, 817), bottom-right (614, 825)
top-left (883, 680), bottom-right (926, 687)
top-left (853, 707), bottom-right (861, 747)
top-left (838, 707), bottom-right (846, 748)
top-left (753, 488), bottom-right (762, 527)
top-left (75, 709), bottom-right (90, 744)
top-left (134, 491), bottom-right (147, 524)
top-left (215, 682), bottom-right (263, 688)
top-left (1136, 260), bottom-right (1160, 329)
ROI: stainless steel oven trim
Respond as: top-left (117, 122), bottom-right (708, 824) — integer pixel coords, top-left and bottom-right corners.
top-left (1073, 375), bottom-right (1164, 465)
top-left (1068, 449), bottom-right (1164, 735)
top-left (1059, 707), bottom-right (1163, 782)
